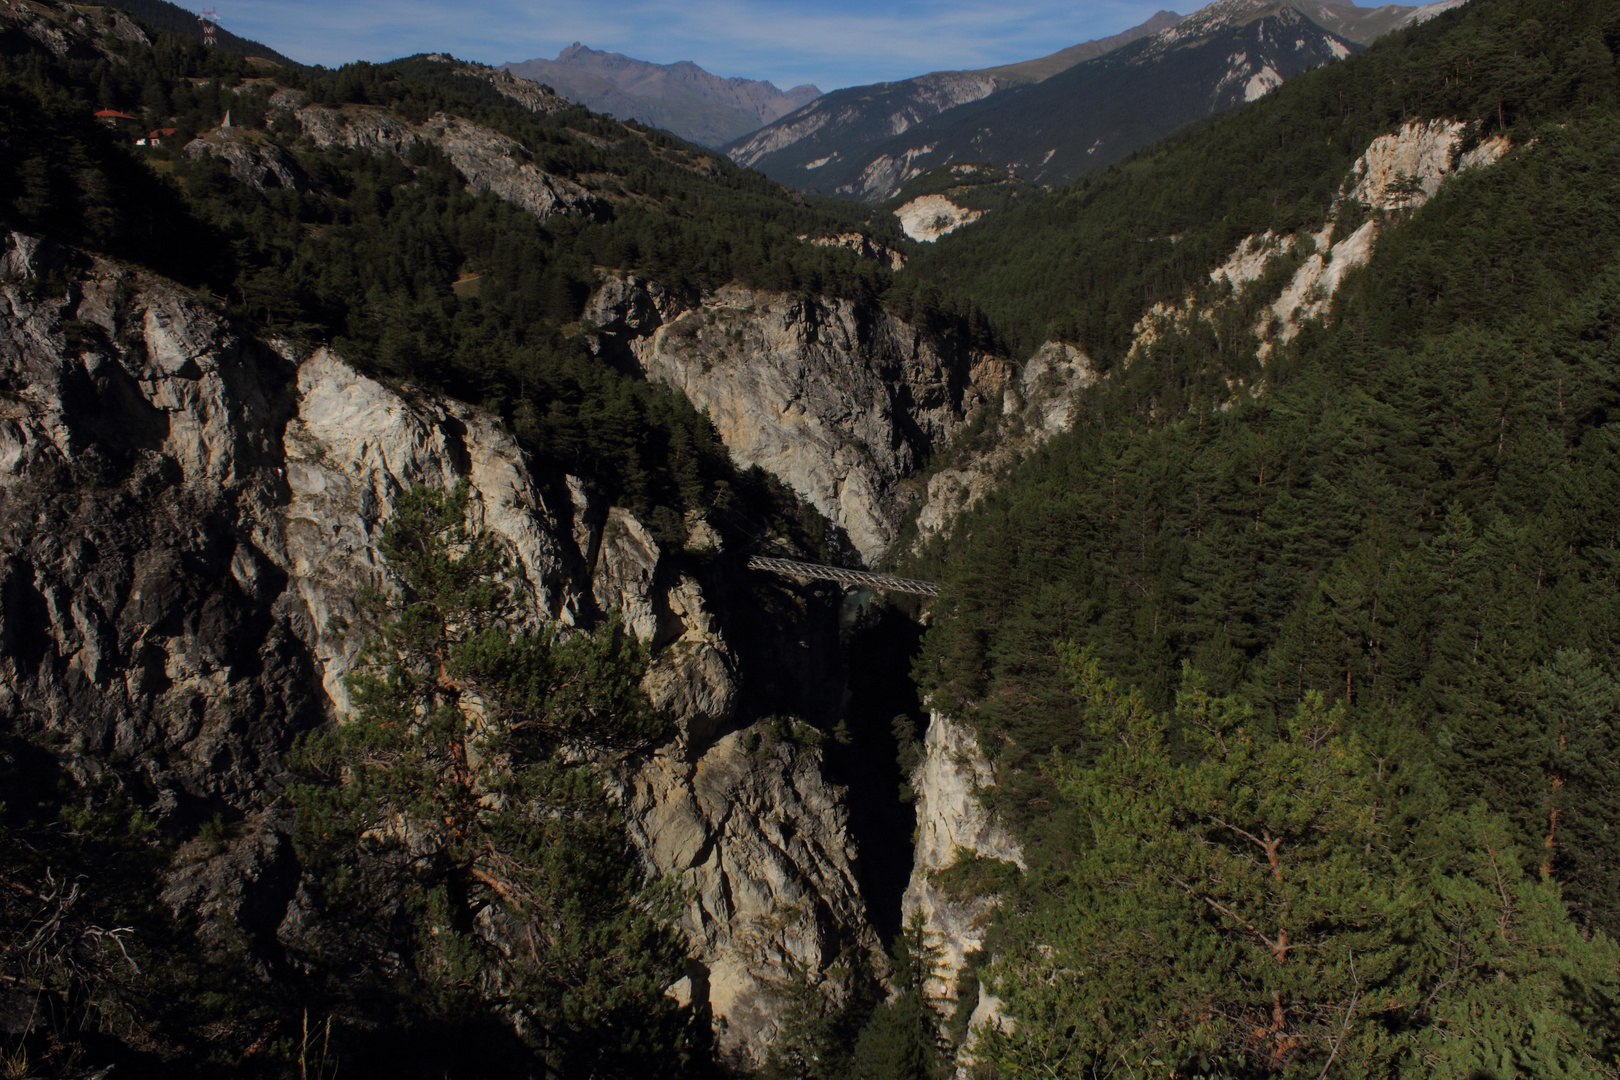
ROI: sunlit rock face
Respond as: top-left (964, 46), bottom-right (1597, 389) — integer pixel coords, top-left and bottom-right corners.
top-left (902, 713), bottom-right (1025, 1010)
top-left (588, 275), bottom-right (1003, 565)
top-left (0, 231), bottom-right (873, 1068)
top-left (287, 103), bottom-right (609, 222)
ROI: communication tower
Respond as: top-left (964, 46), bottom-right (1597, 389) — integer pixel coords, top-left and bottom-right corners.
top-left (199, 7), bottom-right (219, 47)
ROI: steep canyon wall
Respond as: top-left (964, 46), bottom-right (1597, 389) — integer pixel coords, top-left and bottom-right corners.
top-left (0, 232), bottom-right (879, 1067)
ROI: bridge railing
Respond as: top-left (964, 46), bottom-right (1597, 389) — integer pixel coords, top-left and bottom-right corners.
top-left (746, 555), bottom-right (939, 597)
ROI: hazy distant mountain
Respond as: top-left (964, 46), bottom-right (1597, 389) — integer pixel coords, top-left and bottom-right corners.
top-left (503, 44), bottom-right (820, 148)
top-left (729, 0), bottom-right (1478, 202)
top-left (1291, 0), bottom-right (1467, 40)
top-left (725, 11), bottom-right (1182, 175)
top-left (736, 0), bottom-right (1379, 201)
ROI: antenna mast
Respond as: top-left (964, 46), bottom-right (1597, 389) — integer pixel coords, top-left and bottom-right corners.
top-left (199, 7), bottom-right (218, 47)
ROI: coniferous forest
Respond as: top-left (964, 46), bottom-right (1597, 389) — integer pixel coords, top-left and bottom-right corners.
top-left (4, 0), bottom-right (1620, 1076)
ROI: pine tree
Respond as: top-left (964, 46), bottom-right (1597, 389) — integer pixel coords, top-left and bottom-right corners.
top-left (291, 483), bottom-right (693, 1075)
top-left (849, 910), bottom-right (951, 1080)
top-left (761, 945), bottom-right (880, 1080)
top-left (1533, 649), bottom-right (1620, 936)
top-left (976, 650), bottom-right (1620, 1078)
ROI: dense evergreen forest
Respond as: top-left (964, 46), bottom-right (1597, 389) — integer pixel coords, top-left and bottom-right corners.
top-left (4, 0), bottom-right (1620, 1076)
top-left (904, 0), bottom-right (1620, 1075)
top-left (0, 15), bottom-right (986, 544)
top-left (0, 7), bottom-right (915, 1077)
top-left (906, 0), bottom-right (1620, 364)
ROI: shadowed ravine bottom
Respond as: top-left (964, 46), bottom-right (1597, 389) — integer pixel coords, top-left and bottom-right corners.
top-left (829, 597), bottom-right (927, 946)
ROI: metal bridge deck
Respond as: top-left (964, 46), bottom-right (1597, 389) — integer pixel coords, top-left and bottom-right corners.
top-left (746, 555), bottom-right (939, 597)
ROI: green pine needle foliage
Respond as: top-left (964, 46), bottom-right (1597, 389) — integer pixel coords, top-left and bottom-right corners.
top-left (975, 651), bottom-right (1620, 1079)
top-left (289, 483), bottom-right (694, 1076)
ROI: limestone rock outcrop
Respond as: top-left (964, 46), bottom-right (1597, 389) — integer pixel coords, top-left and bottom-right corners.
top-left (901, 713), bottom-right (1024, 1011)
top-left (1345, 118), bottom-right (1508, 213)
top-left (584, 270), bottom-right (1090, 564)
top-left (895, 194), bottom-right (984, 243)
top-left (1126, 119), bottom-right (1514, 369)
top-left (1256, 120), bottom-right (1509, 353)
top-left (0, 0), bottom-right (148, 59)
top-left (286, 104), bottom-right (609, 222)
top-left (184, 128), bottom-right (312, 193)
top-left (621, 730), bottom-right (879, 1066)
top-left (585, 504), bottom-right (739, 749)
top-left (911, 341), bottom-right (1092, 550)
top-left (590, 276), bottom-right (1001, 564)
top-left (277, 346), bottom-right (583, 712)
top-left (0, 236), bottom-right (318, 810)
top-left (801, 232), bottom-right (907, 271)
top-left (0, 232), bottom-right (868, 1066)
top-left (441, 59), bottom-right (573, 117)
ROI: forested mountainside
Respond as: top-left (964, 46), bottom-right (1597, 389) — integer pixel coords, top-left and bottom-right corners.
top-left (0, 0), bottom-right (999, 547)
top-left (101, 0), bottom-right (297, 66)
top-left (732, 0), bottom-right (1375, 203)
top-left (5, 0), bottom-right (1620, 1076)
top-left (720, 10), bottom-right (1182, 190)
top-left (0, 3), bottom-right (991, 1076)
top-left (900, 0), bottom-right (1620, 1074)
top-left (723, 0), bottom-right (1467, 204)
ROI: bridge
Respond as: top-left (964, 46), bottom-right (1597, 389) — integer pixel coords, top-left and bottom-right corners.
top-left (746, 555), bottom-right (940, 597)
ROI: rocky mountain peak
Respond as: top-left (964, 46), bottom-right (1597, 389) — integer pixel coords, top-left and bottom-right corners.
top-left (1135, 0), bottom-right (1352, 62)
top-left (722, 9), bottom-right (1182, 180)
top-left (504, 44), bottom-right (821, 148)
top-left (728, 0), bottom-right (1387, 200)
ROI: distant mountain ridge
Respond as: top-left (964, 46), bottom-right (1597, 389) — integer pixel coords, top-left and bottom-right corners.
top-left (732, 0), bottom-right (1401, 200)
top-left (729, 0), bottom-right (1475, 201)
top-left (503, 43), bottom-right (819, 148)
top-left (969, 10), bottom-right (1186, 85)
top-left (725, 11), bottom-right (1182, 172)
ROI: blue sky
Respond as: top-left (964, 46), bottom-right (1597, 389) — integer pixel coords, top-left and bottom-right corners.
top-left (207, 0), bottom-right (1189, 90)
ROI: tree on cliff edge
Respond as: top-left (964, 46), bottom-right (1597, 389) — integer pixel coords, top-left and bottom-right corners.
top-left (291, 482), bottom-right (702, 1077)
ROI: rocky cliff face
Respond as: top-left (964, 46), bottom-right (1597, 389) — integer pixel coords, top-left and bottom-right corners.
top-left (910, 340), bottom-right (1093, 552)
top-left (901, 714), bottom-right (1023, 1010)
top-left (588, 276), bottom-right (1004, 565)
top-left (578, 272), bottom-right (1090, 564)
top-left (447, 59), bottom-right (575, 116)
top-left (184, 125), bottom-right (313, 193)
top-left (0, 0), bottom-right (149, 59)
top-left (1128, 118), bottom-right (1511, 368)
top-left (274, 99), bottom-right (610, 222)
top-left (0, 231), bottom-right (874, 1068)
top-left (624, 731), bottom-right (876, 1063)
